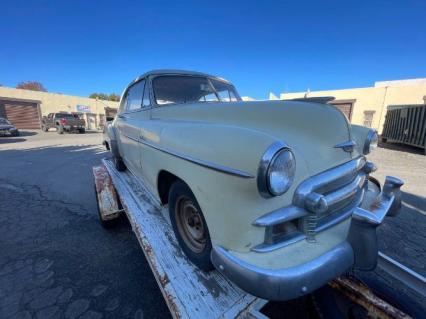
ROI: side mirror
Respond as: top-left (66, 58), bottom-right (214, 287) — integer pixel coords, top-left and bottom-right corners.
top-left (106, 116), bottom-right (114, 122)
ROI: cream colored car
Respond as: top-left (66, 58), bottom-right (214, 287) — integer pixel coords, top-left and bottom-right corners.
top-left (108, 70), bottom-right (403, 300)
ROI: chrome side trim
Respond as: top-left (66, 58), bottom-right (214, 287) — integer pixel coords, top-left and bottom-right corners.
top-left (251, 232), bottom-right (305, 253)
top-left (139, 139), bottom-right (254, 178)
top-left (334, 140), bottom-right (357, 153)
top-left (122, 133), bottom-right (139, 143)
top-left (257, 141), bottom-right (291, 198)
top-left (252, 206), bottom-right (307, 227)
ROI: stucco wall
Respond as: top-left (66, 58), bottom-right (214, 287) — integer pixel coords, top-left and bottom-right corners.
top-left (0, 86), bottom-right (119, 128)
top-left (280, 84), bottom-right (426, 133)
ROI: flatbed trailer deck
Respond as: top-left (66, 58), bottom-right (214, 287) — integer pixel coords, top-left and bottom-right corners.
top-left (93, 159), bottom-right (425, 318)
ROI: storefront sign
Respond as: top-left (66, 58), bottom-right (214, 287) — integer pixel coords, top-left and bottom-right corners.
top-left (76, 105), bottom-right (91, 113)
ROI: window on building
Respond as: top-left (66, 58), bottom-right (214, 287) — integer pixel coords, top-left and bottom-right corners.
top-left (363, 110), bottom-right (375, 128)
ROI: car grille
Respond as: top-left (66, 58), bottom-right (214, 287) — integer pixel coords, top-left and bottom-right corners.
top-left (251, 157), bottom-right (368, 252)
top-left (294, 157), bottom-right (367, 241)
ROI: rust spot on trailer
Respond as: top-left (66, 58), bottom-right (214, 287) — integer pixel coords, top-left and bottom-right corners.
top-left (93, 165), bottom-right (121, 221)
top-left (159, 274), bottom-right (170, 286)
top-left (329, 277), bottom-right (411, 319)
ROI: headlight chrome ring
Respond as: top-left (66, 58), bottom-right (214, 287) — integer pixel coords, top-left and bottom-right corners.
top-left (363, 129), bottom-right (378, 155)
top-left (257, 142), bottom-right (296, 198)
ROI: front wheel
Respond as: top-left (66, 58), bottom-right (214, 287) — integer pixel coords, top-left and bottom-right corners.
top-left (168, 180), bottom-right (214, 271)
top-left (42, 125), bottom-right (48, 132)
top-left (78, 128), bottom-right (86, 134)
top-left (113, 155), bottom-right (126, 171)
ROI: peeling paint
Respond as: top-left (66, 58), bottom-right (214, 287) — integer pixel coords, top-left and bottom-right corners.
top-left (329, 277), bottom-right (411, 319)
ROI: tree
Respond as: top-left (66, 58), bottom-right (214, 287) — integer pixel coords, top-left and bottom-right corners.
top-left (89, 92), bottom-right (120, 102)
top-left (108, 93), bottom-right (120, 102)
top-left (16, 81), bottom-right (47, 92)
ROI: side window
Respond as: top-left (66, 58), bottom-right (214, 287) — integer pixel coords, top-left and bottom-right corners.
top-left (126, 80), bottom-right (145, 111)
top-left (142, 80), bottom-right (151, 107)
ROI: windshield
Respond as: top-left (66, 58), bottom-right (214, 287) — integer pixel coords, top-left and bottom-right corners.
top-left (0, 118), bottom-right (11, 125)
top-left (152, 75), bottom-right (241, 105)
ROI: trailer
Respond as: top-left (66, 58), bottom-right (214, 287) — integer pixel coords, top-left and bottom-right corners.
top-left (381, 104), bottom-right (426, 154)
top-left (93, 159), bottom-right (426, 318)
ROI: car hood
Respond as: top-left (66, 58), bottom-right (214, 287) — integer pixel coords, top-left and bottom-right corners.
top-left (0, 124), bottom-right (16, 130)
top-left (151, 100), bottom-right (358, 175)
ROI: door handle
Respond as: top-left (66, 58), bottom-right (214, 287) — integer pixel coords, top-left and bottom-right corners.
top-left (117, 114), bottom-right (125, 119)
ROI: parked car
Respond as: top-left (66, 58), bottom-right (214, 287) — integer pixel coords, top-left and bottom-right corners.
top-left (107, 70), bottom-right (404, 300)
top-left (42, 113), bottom-right (86, 134)
top-left (0, 118), bottom-right (19, 136)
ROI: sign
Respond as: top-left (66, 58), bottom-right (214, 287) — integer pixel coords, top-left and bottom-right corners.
top-left (76, 105), bottom-right (91, 113)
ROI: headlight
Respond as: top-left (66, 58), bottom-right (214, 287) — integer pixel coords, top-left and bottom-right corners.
top-left (258, 142), bottom-right (296, 197)
top-left (363, 129), bottom-right (378, 155)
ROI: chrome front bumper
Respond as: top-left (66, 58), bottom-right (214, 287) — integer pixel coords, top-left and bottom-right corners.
top-left (211, 175), bottom-right (404, 301)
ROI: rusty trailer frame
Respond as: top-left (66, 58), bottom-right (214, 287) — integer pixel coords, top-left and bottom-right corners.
top-left (93, 159), bottom-right (420, 319)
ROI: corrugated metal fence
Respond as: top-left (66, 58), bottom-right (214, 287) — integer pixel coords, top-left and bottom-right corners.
top-left (382, 104), bottom-right (426, 152)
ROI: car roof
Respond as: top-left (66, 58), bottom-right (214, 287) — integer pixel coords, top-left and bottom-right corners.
top-left (128, 69), bottom-right (231, 87)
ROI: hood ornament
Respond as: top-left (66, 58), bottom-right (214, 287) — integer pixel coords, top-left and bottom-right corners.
top-left (334, 140), bottom-right (357, 153)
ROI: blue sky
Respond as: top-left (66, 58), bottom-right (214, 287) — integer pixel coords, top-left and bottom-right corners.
top-left (1, 0), bottom-right (425, 99)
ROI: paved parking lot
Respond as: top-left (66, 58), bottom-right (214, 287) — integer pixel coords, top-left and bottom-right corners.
top-left (0, 130), bottom-right (425, 318)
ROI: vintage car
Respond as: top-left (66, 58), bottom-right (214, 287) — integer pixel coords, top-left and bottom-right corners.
top-left (0, 117), bottom-right (20, 136)
top-left (107, 70), bottom-right (404, 300)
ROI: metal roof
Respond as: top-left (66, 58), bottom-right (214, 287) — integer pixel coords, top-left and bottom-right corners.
top-left (127, 69), bottom-right (231, 88)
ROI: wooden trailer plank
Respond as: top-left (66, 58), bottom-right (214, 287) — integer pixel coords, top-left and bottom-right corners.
top-left (101, 159), bottom-right (258, 319)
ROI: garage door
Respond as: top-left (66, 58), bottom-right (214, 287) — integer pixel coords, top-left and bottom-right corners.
top-left (330, 102), bottom-right (354, 121)
top-left (0, 99), bottom-right (41, 129)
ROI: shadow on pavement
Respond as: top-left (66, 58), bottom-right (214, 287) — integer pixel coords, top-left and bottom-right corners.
top-left (0, 137), bottom-right (26, 144)
top-left (18, 130), bottom-right (39, 137)
top-left (378, 140), bottom-right (424, 155)
top-left (0, 144), bottom-right (170, 319)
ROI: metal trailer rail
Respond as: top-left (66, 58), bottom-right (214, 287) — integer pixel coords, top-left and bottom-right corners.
top-left (93, 159), bottom-right (425, 319)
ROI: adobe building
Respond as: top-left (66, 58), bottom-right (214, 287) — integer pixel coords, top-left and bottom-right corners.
top-left (0, 86), bottom-right (119, 130)
top-left (275, 78), bottom-right (426, 133)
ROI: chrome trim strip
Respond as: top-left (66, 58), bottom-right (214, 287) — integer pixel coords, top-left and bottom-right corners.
top-left (252, 206), bottom-right (307, 227)
top-left (139, 139), bottom-right (254, 178)
top-left (334, 140), bottom-right (357, 153)
top-left (251, 233), bottom-right (305, 253)
top-left (122, 133), bottom-right (139, 143)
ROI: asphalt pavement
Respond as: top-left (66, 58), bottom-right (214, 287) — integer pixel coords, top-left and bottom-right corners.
top-left (0, 130), bottom-right (425, 318)
top-left (0, 130), bottom-right (170, 319)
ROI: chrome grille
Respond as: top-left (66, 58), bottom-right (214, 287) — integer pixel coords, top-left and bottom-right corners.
top-left (294, 157), bottom-right (367, 235)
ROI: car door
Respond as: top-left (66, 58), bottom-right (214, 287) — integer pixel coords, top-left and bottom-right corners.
top-left (115, 79), bottom-right (149, 177)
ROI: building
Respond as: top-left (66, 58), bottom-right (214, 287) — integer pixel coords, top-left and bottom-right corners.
top-left (277, 78), bottom-right (426, 133)
top-left (0, 86), bottom-right (119, 130)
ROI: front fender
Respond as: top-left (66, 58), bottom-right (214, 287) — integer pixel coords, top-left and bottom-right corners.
top-left (143, 122), bottom-right (309, 252)
top-left (108, 122), bottom-right (121, 158)
top-left (350, 124), bottom-right (371, 155)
